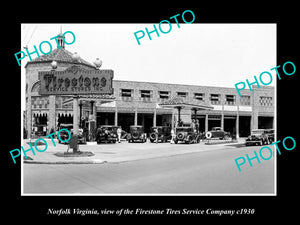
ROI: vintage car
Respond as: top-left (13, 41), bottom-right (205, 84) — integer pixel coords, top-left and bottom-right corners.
top-left (264, 129), bottom-right (275, 144)
top-left (58, 124), bottom-right (86, 144)
top-left (174, 126), bottom-right (201, 144)
top-left (245, 129), bottom-right (273, 146)
top-left (149, 126), bottom-right (171, 143)
top-left (96, 125), bottom-right (118, 144)
top-left (33, 124), bottom-right (47, 137)
top-left (205, 127), bottom-right (230, 140)
top-left (127, 125), bottom-right (147, 143)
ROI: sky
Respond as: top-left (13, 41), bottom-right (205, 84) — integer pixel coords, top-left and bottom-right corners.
top-left (21, 23), bottom-right (276, 88)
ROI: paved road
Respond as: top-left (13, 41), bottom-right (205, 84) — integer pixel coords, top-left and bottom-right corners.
top-left (23, 144), bottom-right (275, 195)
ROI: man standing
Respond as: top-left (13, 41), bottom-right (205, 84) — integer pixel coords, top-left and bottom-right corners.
top-left (117, 126), bottom-right (122, 143)
top-left (170, 128), bottom-right (175, 144)
top-left (195, 119), bottom-right (200, 134)
top-left (154, 128), bottom-right (159, 144)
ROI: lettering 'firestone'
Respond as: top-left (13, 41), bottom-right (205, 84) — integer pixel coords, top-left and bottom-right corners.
top-left (133, 10), bottom-right (195, 45)
top-left (14, 31), bottom-right (76, 66)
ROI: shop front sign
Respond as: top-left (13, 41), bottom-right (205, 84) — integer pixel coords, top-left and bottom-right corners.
top-left (39, 65), bottom-right (114, 95)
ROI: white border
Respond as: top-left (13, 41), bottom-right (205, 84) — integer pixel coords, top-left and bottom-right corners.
top-left (20, 23), bottom-right (277, 196)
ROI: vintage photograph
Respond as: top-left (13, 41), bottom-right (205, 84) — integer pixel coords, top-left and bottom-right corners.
top-left (21, 23), bottom-right (276, 195)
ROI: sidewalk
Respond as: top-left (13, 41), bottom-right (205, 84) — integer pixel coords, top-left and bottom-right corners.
top-left (22, 138), bottom-right (246, 164)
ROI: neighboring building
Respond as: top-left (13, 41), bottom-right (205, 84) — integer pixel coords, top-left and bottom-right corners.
top-left (24, 32), bottom-right (274, 138)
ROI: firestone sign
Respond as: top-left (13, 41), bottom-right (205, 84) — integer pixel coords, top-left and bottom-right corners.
top-left (38, 66), bottom-right (114, 95)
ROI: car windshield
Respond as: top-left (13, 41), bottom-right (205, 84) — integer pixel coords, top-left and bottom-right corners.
top-left (176, 128), bottom-right (189, 132)
top-left (251, 130), bottom-right (264, 135)
top-left (131, 127), bottom-right (142, 132)
top-left (264, 130), bottom-right (274, 134)
top-left (151, 127), bottom-right (162, 132)
top-left (111, 127), bottom-right (118, 132)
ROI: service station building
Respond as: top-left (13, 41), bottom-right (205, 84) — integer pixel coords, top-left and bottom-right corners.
top-left (24, 33), bottom-right (274, 139)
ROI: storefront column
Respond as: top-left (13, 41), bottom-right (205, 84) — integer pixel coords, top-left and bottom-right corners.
top-left (79, 100), bottom-right (83, 128)
top-left (221, 114), bottom-right (224, 130)
top-left (26, 95), bottom-right (32, 139)
top-left (153, 108), bottom-right (157, 127)
top-left (114, 107), bottom-right (118, 126)
top-left (134, 107), bottom-right (138, 126)
top-left (48, 95), bottom-right (56, 134)
top-left (205, 114), bottom-right (209, 132)
top-left (171, 109), bottom-right (175, 129)
top-left (73, 96), bottom-right (79, 135)
top-left (236, 114), bottom-right (240, 139)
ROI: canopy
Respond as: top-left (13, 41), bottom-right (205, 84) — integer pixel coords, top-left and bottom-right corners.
top-left (159, 96), bottom-right (213, 110)
top-left (159, 96), bottom-right (213, 123)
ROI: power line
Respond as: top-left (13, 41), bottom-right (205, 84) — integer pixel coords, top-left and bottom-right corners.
top-left (24, 25), bottom-right (38, 48)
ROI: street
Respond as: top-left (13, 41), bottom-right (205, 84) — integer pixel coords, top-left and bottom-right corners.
top-left (22, 142), bottom-right (275, 195)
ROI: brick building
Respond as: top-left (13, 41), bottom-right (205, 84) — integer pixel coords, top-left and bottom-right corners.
top-left (100, 80), bottom-right (274, 137)
top-left (25, 32), bottom-right (274, 138)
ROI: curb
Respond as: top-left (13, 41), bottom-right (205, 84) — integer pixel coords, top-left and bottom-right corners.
top-left (23, 159), bottom-right (106, 164)
top-left (204, 140), bottom-right (239, 145)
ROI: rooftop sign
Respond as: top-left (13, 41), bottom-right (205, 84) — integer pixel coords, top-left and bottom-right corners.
top-left (38, 65), bottom-right (114, 95)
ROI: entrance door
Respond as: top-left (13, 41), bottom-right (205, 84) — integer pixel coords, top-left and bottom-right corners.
top-left (224, 116), bottom-right (236, 133)
top-left (239, 116), bottom-right (251, 137)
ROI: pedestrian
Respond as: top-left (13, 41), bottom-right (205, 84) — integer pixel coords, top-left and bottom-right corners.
top-left (195, 119), bottom-right (200, 134)
top-left (154, 128), bottom-right (159, 144)
top-left (191, 119), bottom-right (196, 132)
top-left (117, 126), bottom-right (122, 143)
top-left (170, 128), bottom-right (175, 144)
top-left (104, 129), bottom-right (109, 144)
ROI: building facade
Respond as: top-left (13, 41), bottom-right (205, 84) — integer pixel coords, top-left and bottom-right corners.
top-left (99, 80), bottom-right (274, 137)
top-left (24, 33), bottom-right (274, 138)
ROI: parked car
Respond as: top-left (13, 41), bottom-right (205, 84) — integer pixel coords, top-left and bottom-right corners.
top-left (96, 125), bottom-right (118, 144)
top-left (205, 127), bottom-right (230, 140)
top-left (127, 125), bottom-right (147, 143)
top-left (58, 123), bottom-right (86, 144)
top-left (174, 126), bottom-right (200, 144)
top-left (245, 129), bottom-right (273, 146)
top-left (264, 129), bottom-right (275, 144)
top-left (34, 124), bottom-right (47, 137)
top-left (149, 126), bottom-right (171, 143)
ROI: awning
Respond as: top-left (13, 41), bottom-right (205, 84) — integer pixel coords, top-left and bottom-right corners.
top-left (159, 96), bottom-right (213, 110)
top-left (62, 94), bottom-right (116, 105)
